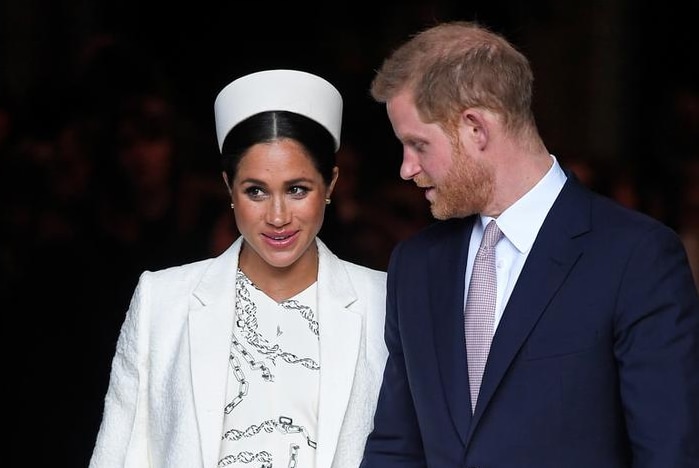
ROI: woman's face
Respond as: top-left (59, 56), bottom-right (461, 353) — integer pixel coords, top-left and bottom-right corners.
top-left (229, 138), bottom-right (337, 272)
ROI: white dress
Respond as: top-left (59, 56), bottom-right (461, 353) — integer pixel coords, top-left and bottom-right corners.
top-left (218, 269), bottom-right (321, 468)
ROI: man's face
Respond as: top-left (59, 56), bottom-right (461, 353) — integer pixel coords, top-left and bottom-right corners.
top-left (386, 90), bottom-right (492, 219)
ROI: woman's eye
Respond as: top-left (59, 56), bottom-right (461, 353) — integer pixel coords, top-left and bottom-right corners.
top-left (289, 186), bottom-right (309, 197)
top-left (244, 187), bottom-right (266, 199)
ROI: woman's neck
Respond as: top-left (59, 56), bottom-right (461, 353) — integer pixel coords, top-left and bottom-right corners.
top-left (238, 242), bottom-right (319, 302)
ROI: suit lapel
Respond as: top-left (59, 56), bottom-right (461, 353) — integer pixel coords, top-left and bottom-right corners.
top-left (430, 217), bottom-right (476, 443)
top-left (189, 239), bottom-right (242, 468)
top-left (467, 179), bottom-right (590, 437)
top-left (314, 240), bottom-right (362, 468)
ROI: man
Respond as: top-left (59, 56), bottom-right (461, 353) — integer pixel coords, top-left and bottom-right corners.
top-left (360, 21), bottom-right (699, 467)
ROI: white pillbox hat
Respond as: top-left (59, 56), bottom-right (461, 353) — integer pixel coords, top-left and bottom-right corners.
top-left (214, 69), bottom-right (343, 153)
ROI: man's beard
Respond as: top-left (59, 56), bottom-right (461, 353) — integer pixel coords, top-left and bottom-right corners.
top-left (427, 144), bottom-right (493, 220)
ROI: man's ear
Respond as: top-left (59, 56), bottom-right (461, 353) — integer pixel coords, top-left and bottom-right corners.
top-left (460, 108), bottom-right (489, 151)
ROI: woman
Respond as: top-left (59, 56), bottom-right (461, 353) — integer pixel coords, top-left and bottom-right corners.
top-left (89, 69), bottom-right (388, 468)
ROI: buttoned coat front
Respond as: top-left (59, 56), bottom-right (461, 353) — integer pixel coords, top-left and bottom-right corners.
top-left (90, 237), bottom-right (388, 468)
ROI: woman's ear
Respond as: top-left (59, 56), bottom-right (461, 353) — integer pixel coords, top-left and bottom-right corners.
top-left (221, 171), bottom-right (232, 195)
top-left (326, 166), bottom-right (340, 198)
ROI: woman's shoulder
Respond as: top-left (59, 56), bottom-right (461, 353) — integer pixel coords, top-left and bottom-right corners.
top-left (139, 238), bottom-right (242, 286)
top-left (128, 259), bottom-right (216, 309)
top-left (140, 257), bottom-right (216, 284)
top-left (317, 237), bottom-right (386, 276)
top-left (339, 259), bottom-right (387, 281)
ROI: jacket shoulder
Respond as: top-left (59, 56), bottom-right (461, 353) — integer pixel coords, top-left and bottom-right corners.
top-left (340, 259), bottom-right (387, 279)
top-left (136, 257), bottom-right (216, 294)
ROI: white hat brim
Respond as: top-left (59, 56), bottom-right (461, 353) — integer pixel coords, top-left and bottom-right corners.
top-left (214, 69), bottom-right (343, 153)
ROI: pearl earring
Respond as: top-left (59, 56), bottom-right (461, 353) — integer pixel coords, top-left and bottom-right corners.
top-left (325, 198), bottom-right (331, 205)
top-left (230, 203), bottom-right (235, 209)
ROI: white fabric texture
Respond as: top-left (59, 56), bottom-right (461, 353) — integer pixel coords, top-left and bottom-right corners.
top-left (89, 237), bottom-right (388, 468)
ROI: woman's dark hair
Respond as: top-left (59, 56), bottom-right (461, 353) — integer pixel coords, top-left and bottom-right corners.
top-left (221, 110), bottom-right (336, 185)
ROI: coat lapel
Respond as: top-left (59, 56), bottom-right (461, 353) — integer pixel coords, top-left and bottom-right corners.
top-left (189, 239), bottom-right (242, 468)
top-left (430, 218), bottom-right (476, 443)
top-left (314, 240), bottom-right (362, 468)
top-left (466, 179), bottom-right (590, 437)
top-left (186, 238), bottom-right (366, 466)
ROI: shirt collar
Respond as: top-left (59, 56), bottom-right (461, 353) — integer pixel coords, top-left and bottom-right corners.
top-left (482, 155), bottom-right (567, 254)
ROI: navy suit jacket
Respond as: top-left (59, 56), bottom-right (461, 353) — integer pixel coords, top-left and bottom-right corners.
top-left (361, 176), bottom-right (699, 468)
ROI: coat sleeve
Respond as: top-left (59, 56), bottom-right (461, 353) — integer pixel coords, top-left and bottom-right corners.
top-left (360, 242), bottom-right (428, 468)
top-left (89, 273), bottom-right (152, 468)
top-left (614, 224), bottom-right (699, 466)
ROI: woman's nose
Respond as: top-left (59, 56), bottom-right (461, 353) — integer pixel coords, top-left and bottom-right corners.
top-left (265, 197), bottom-right (291, 226)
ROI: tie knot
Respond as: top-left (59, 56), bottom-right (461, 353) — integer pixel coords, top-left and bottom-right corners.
top-left (481, 220), bottom-right (503, 250)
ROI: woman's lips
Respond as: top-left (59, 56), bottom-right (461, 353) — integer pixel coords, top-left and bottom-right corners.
top-left (262, 231), bottom-right (298, 248)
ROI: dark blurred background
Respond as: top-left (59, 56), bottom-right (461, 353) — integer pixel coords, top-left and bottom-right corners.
top-left (2, 0), bottom-right (698, 465)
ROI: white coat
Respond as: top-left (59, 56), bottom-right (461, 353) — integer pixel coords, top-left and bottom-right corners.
top-left (89, 237), bottom-right (388, 468)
